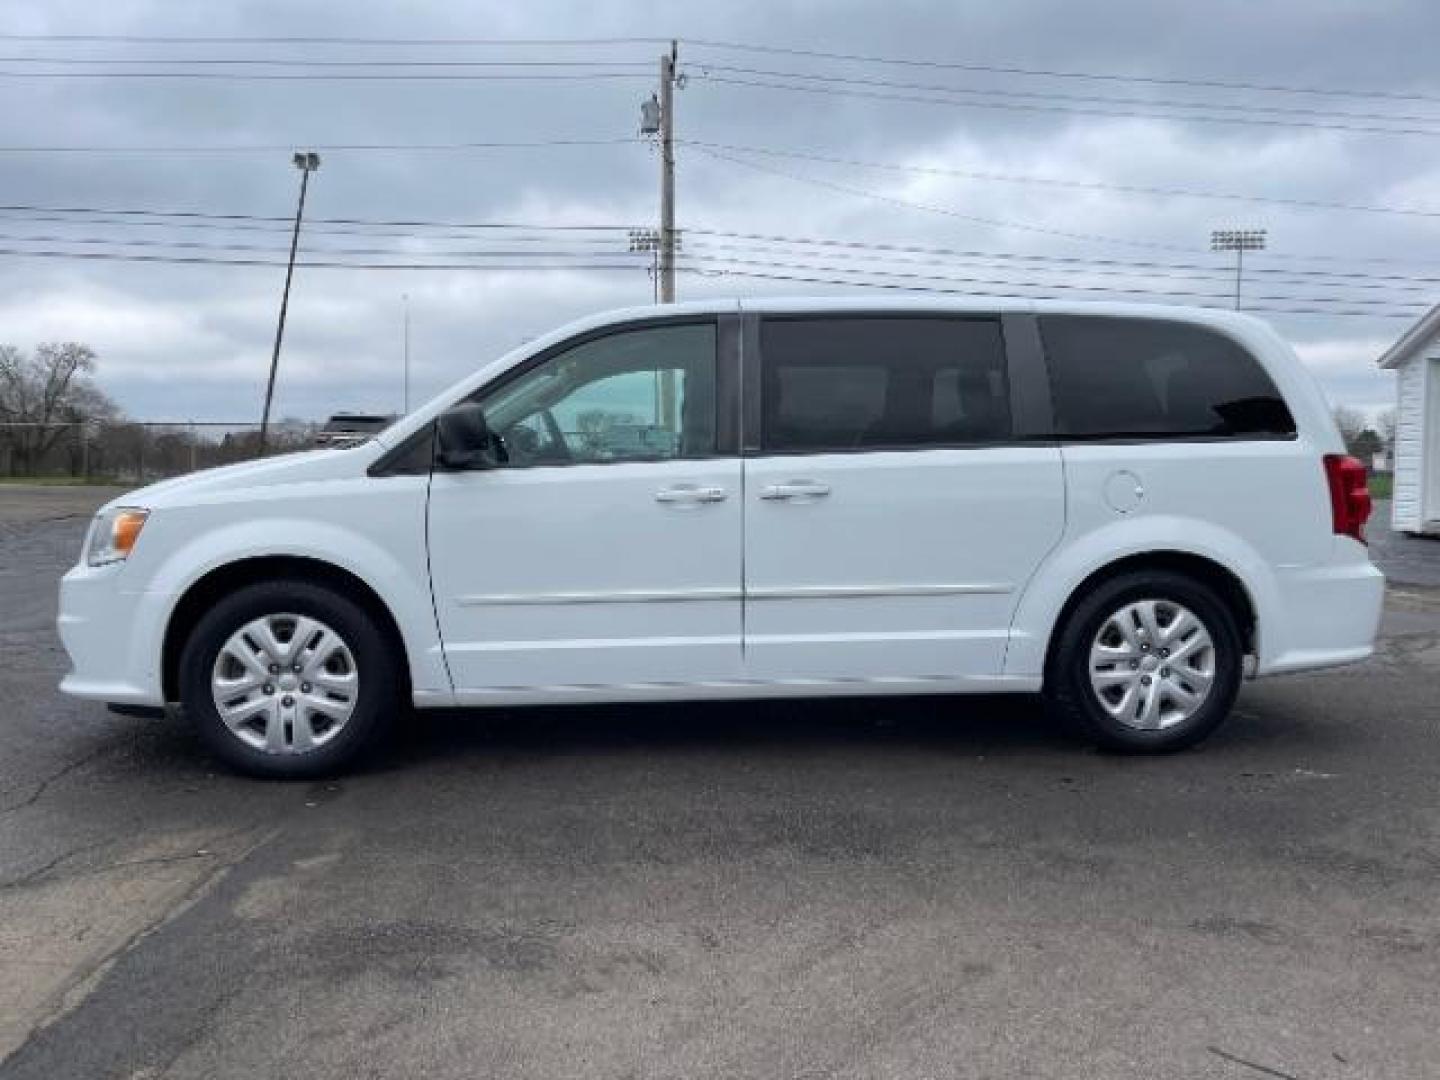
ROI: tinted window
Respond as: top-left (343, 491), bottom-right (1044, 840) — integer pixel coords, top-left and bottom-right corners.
top-left (1040, 316), bottom-right (1295, 439)
top-left (477, 322), bottom-right (716, 466)
top-left (760, 317), bottom-right (1010, 453)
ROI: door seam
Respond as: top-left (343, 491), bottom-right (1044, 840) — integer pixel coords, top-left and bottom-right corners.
top-left (738, 307), bottom-right (749, 657)
top-left (422, 465), bottom-right (458, 697)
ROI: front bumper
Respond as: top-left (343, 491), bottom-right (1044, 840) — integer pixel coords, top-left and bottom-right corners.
top-left (1258, 556), bottom-right (1385, 676)
top-left (57, 563), bottom-right (169, 706)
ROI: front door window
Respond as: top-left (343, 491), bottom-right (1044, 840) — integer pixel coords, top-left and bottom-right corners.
top-left (478, 322), bottom-right (717, 467)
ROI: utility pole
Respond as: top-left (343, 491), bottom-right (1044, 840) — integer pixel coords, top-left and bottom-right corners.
top-left (658, 40), bottom-right (677, 304)
top-left (402, 292), bottom-right (411, 414)
top-left (1210, 228), bottom-right (1266, 310)
top-left (259, 151), bottom-right (320, 456)
top-left (638, 42), bottom-right (681, 304)
top-left (636, 42), bottom-right (681, 435)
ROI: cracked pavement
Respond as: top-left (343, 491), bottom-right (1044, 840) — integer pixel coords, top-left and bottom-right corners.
top-left (1, 485), bottom-right (1438, 1079)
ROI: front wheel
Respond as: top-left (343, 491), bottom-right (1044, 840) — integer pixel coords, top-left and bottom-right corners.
top-left (178, 580), bottom-right (399, 777)
top-left (1044, 570), bottom-right (1244, 753)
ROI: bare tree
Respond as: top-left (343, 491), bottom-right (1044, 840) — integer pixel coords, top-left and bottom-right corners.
top-left (1376, 407), bottom-right (1397, 454)
top-left (0, 343), bottom-right (119, 474)
top-left (1332, 405), bottom-right (1367, 453)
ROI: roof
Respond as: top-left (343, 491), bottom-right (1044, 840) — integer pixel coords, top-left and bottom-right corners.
top-left (579, 295), bottom-right (1276, 334)
top-left (1377, 301), bottom-right (1440, 369)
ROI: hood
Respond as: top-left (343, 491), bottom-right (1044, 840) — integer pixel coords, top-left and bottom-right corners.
top-left (100, 442), bottom-right (386, 513)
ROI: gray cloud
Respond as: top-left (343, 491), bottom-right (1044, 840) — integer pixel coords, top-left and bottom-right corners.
top-left (3, 0), bottom-right (1437, 422)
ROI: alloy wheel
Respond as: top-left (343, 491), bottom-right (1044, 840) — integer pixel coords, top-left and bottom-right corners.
top-left (210, 613), bottom-right (359, 754)
top-left (1088, 599), bottom-right (1216, 730)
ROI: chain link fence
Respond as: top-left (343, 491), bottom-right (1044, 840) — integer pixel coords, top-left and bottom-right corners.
top-left (0, 421), bottom-right (322, 484)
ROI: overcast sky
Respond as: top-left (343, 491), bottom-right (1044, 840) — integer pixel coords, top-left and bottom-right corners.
top-left (3, 0), bottom-right (1438, 424)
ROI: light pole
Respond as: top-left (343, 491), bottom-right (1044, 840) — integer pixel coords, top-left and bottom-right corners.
top-left (1210, 228), bottom-right (1266, 310)
top-left (259, 151), bottom-right (320, 455)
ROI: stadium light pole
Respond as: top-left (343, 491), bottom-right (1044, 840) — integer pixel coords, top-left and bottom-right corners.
top-left (1210, 228), bottom-right (1267, 311)
top-left (259, 151), bottom-right (321, 455)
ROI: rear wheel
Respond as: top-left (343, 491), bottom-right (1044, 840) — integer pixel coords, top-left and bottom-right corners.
top-left (1044, 570), bottom-right (1244, 752)
top-left (178, 580), bottom-right (399, 777)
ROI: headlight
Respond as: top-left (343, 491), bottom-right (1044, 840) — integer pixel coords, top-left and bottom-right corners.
top-left (86, 507), bottom-right (149, 566)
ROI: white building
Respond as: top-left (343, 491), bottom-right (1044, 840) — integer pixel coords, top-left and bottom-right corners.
top-left (1377, 307), bottom-right (1440, 535)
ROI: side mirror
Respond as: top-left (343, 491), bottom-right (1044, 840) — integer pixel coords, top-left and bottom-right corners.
top-left (436, 403), bottom-right (500, 470)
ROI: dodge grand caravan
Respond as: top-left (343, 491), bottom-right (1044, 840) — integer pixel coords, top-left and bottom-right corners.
top-left (58, 299), bottom-right (1383, 776)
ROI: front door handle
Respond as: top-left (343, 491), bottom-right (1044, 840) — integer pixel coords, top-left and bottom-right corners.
top-left (655, 484), bottom-right (728, 505)
top-left (759, 480), bottom-right (832, 501)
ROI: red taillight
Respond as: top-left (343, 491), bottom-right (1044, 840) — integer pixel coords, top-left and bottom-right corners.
top-left (1323, 454), bottom-right (1372, 543)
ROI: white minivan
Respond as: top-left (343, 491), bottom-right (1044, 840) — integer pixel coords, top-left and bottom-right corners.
top-left (59, 299), bottom-right (1383, 776)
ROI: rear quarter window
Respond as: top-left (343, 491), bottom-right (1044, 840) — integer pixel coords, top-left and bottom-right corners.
top-left (1039, 315), bottom-right (1296, 440)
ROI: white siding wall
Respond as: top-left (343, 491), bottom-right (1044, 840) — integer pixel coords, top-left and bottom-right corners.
top-left (1392, 353), bottom-right (1429, 532)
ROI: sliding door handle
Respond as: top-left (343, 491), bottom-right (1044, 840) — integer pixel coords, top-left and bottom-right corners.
top-left (759, 480), bottom-right (831, 501)
top-left (655, 484), bottom-right (728, 504)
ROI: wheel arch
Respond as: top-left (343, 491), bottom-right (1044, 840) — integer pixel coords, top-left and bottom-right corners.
top-left (1005, 514), bottom-right (1279, 680)
top-left (1039, 551), bottom-right (1258, 680)
top-left (161, 555), bottom-right (412, 704)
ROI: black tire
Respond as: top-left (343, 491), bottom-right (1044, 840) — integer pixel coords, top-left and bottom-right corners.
top-left (1043, 569), bottom-right (1244, 753)
top-left (178, 579), bottom-right (399, 778)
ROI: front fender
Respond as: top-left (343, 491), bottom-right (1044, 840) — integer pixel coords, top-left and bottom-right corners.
top-left (122, 482), bottom-right (450, 703)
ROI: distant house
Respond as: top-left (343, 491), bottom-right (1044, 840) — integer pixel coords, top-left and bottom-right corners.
top-left (1377, 308), bottom-right (1440, 535)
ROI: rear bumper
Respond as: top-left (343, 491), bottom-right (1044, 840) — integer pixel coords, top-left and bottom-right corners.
top-left (1257, 557), bottom-right (1385, 676)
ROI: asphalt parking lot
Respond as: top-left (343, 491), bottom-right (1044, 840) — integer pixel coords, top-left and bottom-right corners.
top-left (2, 485), bottom-right (1439, 1079)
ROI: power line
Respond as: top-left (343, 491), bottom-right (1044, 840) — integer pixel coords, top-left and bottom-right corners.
top-left (0, 211), bottom-right (640, 245)
top-left (0, 238), bottom-right (1424, 315)
top-left (0, 247), bottom-right (655, 270)
top-left (694, 232), bottom-right (1440, 283)
top-left (0, 68), bottom-right (653, 82)
top-left (2, 215), bottom-right (1436, 289)
top-left (693, 201), bottom-right (1440, 273)
top-left (0, 137), bottom-right (643, 154)
top-left (694, 73), bottom-right (1440, 139)
top-left (0, 56), bottom-right (651, 67)
top-left (681, 38), bottom-right (1440, 107)
top-left (6, 31), bottom-right (1432, 108)
top-left (7, 197), bottom-right (1440, 274)
top-left (0, 133), bottom-right (1432, 245)
top-left (675, 252), bottom-right (1429, 311)
top-left (682, 140), bottom-right (1440, 221)
top-left (681, 239), bottom-right (1440, 294)
top-left (31, 53), bottom-right (1428, 132)
top-left (698, 145), bottom-right (1440, 270)
top-left (696, 64), bottom-right (1440, 129)
top-left (0, 33), bottom-right (666, 46)
top-left (693, 145), bottom-right (1201, 252)
top-left (688, 222), bottom-right (1440, 273)
top-left (680, 264), bottom-right (1426, 320)
top-left (0, 202), bottom-right (635, 231)
top-left (0, 231), bottom-right (651, 259)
